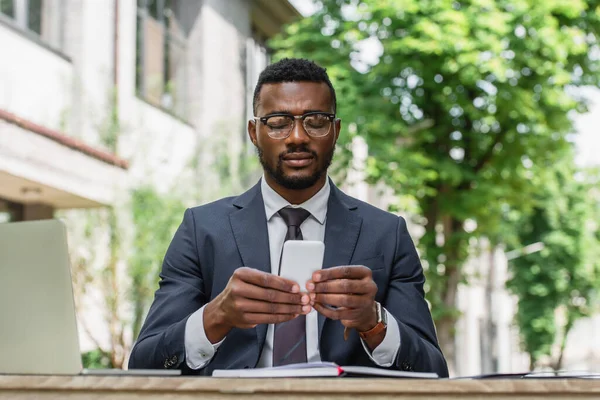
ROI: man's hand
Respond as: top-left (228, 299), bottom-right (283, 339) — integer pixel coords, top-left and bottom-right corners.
top-left (307, 266), bottom-right (378, 333)
top-left (203, 267), bottom-right (311, 343)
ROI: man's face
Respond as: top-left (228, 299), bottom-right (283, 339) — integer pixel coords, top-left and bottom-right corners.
top-left (249, 82), bottom-right (340, 190)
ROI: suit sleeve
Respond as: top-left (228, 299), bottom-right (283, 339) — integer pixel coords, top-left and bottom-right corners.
top-left (128, 208), bottom-right (208, 372)
top-left (384, 216), bottom-right (449, 377)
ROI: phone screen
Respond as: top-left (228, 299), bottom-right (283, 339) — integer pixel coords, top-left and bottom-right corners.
top-left (278, 240), bottom-right (325, 292)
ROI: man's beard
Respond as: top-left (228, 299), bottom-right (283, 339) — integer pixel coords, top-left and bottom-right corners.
top-left (257, 144), bottom-right (334, 190)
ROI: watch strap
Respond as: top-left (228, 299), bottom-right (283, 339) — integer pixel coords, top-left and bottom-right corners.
top-left (358, 302), bottom-right (387, 340)
top-left (358, 321), bottom-right (386, 340)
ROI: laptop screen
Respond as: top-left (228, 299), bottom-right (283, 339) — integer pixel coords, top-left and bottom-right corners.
top-left (0, 220), bottom-right (83, 374)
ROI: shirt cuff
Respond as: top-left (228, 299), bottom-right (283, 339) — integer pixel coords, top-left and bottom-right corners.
top-left (360, 308), bottom-right (401, 367)
top-left (184, 305), bottom-right (225, 369)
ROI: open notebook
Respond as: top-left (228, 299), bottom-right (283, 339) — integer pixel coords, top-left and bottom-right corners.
top-left (213, 362), bottom-right (438, 378)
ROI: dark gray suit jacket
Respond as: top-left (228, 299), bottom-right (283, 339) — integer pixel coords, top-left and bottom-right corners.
top-left (128, 180), bottom-right (448, 377)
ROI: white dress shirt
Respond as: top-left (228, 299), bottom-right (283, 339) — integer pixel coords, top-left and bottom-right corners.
top-left (184, 177), bottom-right (401, 369)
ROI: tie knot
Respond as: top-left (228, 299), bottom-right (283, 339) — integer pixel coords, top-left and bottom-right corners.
top-left (278, 207), bottom-right (311, 228)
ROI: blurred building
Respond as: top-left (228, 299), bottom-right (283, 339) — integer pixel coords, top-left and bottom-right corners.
top-left (0, 0), bottom-right (299, 359)
top-left (0, 0), bottom-right (299, 223)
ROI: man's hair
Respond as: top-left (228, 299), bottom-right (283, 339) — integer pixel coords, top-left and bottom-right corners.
top-left (252, 58), bottom-right (337, 115)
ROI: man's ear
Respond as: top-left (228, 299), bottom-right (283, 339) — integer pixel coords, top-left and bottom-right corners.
top-left (248, 119), bottom-right (258, 146)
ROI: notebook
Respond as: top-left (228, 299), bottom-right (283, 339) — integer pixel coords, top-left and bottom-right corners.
top-left (213, 362), bottom-right (438, 378)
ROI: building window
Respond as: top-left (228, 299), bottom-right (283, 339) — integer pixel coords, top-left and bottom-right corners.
top-left (0, 0), bottom-right (15, 19)
top-left (136, 0), bottom-right (187, 119)
top-left (0, 0), bottom-right (63, 50)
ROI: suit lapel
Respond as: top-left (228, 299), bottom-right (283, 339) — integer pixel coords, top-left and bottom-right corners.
top-left (319, 183), bottom-right (362, 340)
top-left (229, 181), bottom-right (271, 355)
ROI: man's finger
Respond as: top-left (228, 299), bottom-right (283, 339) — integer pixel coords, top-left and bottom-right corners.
top-left (313, 303), bottom-right (363, 321)
top-left (311, 279), bottom-right (372, 294)
top-left (242, 313), bottom-right (302, 325)
top-left (236, 298), bottom-right (311, 315)
top-left (234, 281), bottom-right (307, 304)
top-left (312, 293), bottom-right (364, 308)
top-left (235, 267), bottom-right (299, 292)
top-left (312, 265), bottom-right (371, 282)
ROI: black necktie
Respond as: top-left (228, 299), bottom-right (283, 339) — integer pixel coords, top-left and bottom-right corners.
top-left (273, 207), bottom-right (311, 366)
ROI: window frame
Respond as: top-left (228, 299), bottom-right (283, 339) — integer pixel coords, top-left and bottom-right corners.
top-left (135, 0), bottom-right (189, 121)
top-left (0, 0), bottom-right (67, 60)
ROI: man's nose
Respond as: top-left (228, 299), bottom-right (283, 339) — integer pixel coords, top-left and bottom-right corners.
top-left (285, 119), bottom-right (310, 144)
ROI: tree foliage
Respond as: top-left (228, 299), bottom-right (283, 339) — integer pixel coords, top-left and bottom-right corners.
top-left (129, 187), bottom-right (186, 339)
top-left (506, 163), bottom-right (600, 370)
top-left (62, 187), bottom-right (185, 369)
top-left (62, 206), bottom-right (128, 368)
top-left (81, 349), bottom-right (113, 369)
top-left (271, 0), bottom-right (600, 371)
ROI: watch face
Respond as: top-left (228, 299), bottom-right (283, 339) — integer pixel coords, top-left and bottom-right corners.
top-left (378, 302), bottom-right (387, 324)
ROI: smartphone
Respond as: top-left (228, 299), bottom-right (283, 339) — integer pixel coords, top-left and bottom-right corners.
top-left (279, 240), bottom-right (325, 292)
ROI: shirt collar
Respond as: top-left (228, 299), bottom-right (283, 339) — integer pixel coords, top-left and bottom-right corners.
top-left (261, 175), bottom-right (329, 225)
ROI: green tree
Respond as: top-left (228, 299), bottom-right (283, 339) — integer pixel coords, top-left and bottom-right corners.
top-left (271, 0), bottom-right (600, 371)
top-left (63, 187), bottom-right (185, 369)
top-left (507, 162), bottom-right (600, 370)
top-left (63, 206), bottom-right (128, 368)
top-left (129, 187), bottom-right (186, 338)
top-left (81, 349), bottom-right (113, 369)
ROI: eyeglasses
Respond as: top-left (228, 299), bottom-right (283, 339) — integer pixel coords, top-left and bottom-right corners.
top-left (253, 112), bottom-right (336, 139)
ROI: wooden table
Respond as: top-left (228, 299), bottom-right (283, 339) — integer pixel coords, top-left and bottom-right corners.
top-left (0, 375), bottom-right (598, 399)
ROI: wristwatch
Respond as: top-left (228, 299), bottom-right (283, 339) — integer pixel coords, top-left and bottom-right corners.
top-left (358, 301), bottom-right (387, 340)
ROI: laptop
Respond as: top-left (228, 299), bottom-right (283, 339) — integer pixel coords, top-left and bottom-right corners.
top-left (0, 219), bottom-right (179, 376)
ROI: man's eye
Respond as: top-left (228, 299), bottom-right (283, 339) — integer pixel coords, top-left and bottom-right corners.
top-left (267, 117), bottom-right (291, 128)
top-left (306, 116), bottom-right (328, 128)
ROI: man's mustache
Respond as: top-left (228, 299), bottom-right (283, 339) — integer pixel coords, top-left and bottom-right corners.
top-left (279, 145), bottom-right (318, 159)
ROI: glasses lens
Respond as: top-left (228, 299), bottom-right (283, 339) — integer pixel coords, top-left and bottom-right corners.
top-left (265, 115), bottom-right (293, 138)
top-left (304, 114), bottom-right (331, 137)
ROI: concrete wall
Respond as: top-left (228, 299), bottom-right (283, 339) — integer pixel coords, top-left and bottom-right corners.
top-left (455, 243), bottom-right (530, 376)
top-left (562, 315), bottom-right (600, 370)
top-left (193, 0), bottom-right (254, 199)
top-left (62, 0), bottom-right (115, 147)
top-left (0, 121), bottom-right (126, 207)
top-left (0, 25), bottom-right (72, 131)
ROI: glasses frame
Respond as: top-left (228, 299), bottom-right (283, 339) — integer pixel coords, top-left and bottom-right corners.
top-left (253, 111), bottom-right (337, 139)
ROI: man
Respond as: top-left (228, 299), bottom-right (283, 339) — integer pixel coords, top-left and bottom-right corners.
top-left (129, 58), bottom-right (448, 377)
